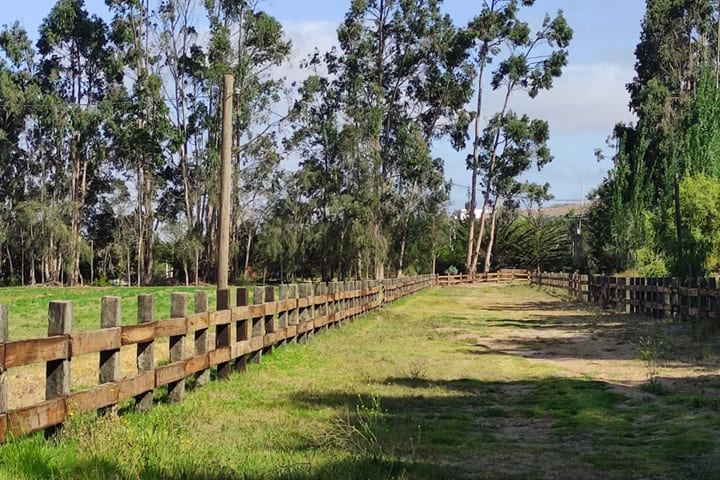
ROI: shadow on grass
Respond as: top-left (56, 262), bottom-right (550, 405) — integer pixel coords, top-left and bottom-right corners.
top-left (3, 438), bottom-right (452, 480)
top-left (286, 376), bottom-right (720, 479)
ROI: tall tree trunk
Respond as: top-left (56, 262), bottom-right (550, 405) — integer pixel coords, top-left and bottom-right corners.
top-left (483, 195), bottom-right (500, 274)
top-left (137, 165), bottom-right (144, 286)
top-left (466, 55), bottom-right (488, 273)
top-left (244, 229), bottom-right (253, 279)
top-left (142, 171), bottom-right (154, 285)
top-left (195, 249), bottom-right (199, 287)
top-left (470, 82), bottom-right (513, 273)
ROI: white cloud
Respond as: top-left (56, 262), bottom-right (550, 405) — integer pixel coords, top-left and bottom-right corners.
top-left (275, 20), bottom-right (339, 85)
top-left (508, 62), bottom-right (637, 132)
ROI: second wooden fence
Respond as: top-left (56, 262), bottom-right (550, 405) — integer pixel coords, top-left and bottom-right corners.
top-left (532, 272), bottom-right (720, 320)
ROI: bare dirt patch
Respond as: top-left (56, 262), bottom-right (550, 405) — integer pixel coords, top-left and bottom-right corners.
top-left (468, 286), bottom-right (720, 396)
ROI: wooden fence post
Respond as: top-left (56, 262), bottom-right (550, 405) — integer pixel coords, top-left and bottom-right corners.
top-left (264, 286), bottom-right (276, 355)
top-left (235, 288), bottom-right (249, 372)
top-left (707, 277), bottom-right (716, 324)
top-left (251, 286), bottom-right (265, 363)
top-left (168, 293), bottom-right (188, 403)
top-left (46, 300), bottom-right (72, 437)
top-left (136, 294), bottom-right (154, 412)
top-left (194, 291), bottom-right (210, 386)
top-left (316, 283), bottom-right (327, 334)
top-left (0, 305), bottom-right (7, 417)
top-left (99, 296), bottom-right (121, 412)
top-left (347, 281), bottom-right (355, 322)
top-left (298, 283), bottom-right (310, 344)
top-left (216, 289), bottom-right (232, 379)
top-left (329, 282), bottom-right (337, 328)
top-left (278, 285), bottom-right (288, 348)
top-left (289, 285), bottom-right (299, 343)
top-left (662, 277), bottom-right (671, 318)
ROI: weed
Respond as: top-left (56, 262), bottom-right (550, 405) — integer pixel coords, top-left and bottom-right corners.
top-left (640, 379), bottom-right (667, 396)
top-left (403, 358), bottom-right (428, 381)
top-left (695, 346), bottom-right (717, 364)
top-left (635, 325), bottom-right (672, 380)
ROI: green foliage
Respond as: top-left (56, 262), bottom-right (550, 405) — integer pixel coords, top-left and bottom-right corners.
top-left (444, 265), bottom-right (459, 275)
top-left (492, 213), bottom-right (572, 272)
top-left (589, 2), bottom-right (720, 277)
top-left (660, 174), bottom-right (720, 275)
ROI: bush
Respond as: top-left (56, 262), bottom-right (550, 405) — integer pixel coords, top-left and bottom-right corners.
top-left (444, 265), bottom-right (459, 275)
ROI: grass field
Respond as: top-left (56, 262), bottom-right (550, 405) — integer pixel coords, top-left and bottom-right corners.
top-left (0, 286), bottom-right (218, 340)
top-left (1, 284), bottom-right (720, 479)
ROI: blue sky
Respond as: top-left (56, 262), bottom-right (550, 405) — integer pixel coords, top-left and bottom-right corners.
top-left (4, 0), bottom-right (645, 209)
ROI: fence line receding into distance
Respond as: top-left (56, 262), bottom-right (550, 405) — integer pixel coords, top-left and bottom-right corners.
top-left (532, 272), bottom-right (720, 321)
top-left (0, 275), bottom-right (436, 442)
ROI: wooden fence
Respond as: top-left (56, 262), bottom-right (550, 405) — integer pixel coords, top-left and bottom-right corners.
top-left (0, 274), bottom-right (436, 442)
top-left (438, 269), bottom-right (530, 286)
top-left (532, 272), bottom-right (720, 320)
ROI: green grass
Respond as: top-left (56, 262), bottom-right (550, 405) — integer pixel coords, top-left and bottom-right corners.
top-left (0, 286), bottom-right (220, 340)
top-left (0, 284), bottom-right (719, 479)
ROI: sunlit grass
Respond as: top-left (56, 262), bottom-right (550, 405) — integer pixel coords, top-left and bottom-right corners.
top-left (0, 284), bottom-right (718, 479)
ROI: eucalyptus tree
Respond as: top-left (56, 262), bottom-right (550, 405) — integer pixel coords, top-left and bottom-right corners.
top-left (201, 0), bottom-right (292, 282)
top-left (336, 0), bottom-right (474, 279)
top-left (467, 5), bottom-right (572, 274)
top-left (476, 112), bottom-right (553, 273)
top-left (36, 0), bottom-right (112, 285)
top-left (105, 0), bottom-right (174, 285)
top-left (464, 0), bottom-right (528, 274)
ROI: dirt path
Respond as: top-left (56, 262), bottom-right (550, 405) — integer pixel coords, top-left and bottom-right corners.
top-left (472, 285), bottom-right (720, 398)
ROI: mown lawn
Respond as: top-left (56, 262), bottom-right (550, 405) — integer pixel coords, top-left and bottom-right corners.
top-left (0, 286), bottom-right (219, 340)
top-left (1, 285), bottom-right (719, 479)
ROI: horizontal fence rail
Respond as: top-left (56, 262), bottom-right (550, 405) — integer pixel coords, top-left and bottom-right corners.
top-left (0, 275), bottom-right (436, 442)
top-left (532, 272), bottom-right (720, 320)
top-left (438, 269), bottom-right (530, 286)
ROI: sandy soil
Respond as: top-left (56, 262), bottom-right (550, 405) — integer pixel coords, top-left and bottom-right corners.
top-left (471, 286), bottom-right (720, 399)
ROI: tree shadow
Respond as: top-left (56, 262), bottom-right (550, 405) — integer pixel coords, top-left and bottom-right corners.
top-left (286, 376), bottom-right (720, 479)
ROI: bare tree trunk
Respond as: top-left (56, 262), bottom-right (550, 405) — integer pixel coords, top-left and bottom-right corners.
top-left (397, 237), bottom-right (406, 278)
top-left (90, 240), bottom-right (94, 285)
top-left (142, 172), bottom-right (154, 285)
top-left (470, 83), bottom-right (513, 274)
top-left (483, 195), bottom-right (500, 274)
top-left (466, 55), bottom-right (488, 273)
top-left (195, 249), bottom-right (199, 287)
top-left (243, 230), bottom-right (253, 279)
top-left (137, 166), bottom-right (143, 287)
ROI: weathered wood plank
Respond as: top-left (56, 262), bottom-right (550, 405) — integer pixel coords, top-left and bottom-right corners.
top-left (155, 362), bottom-right (186, 387)
top-left (118, 372), bottom-right (154, 401)
top-left (121, 322), bottom-right (156, 345)
top-left (7, 398), bottom-right (67, 437)
top-left (231, 305), bottom-right (251, 321)
top-left (68, 383), bottom-right (119, 414)
top-left (155, 317), bottom-right (188, 338)
top-left (231, 340), bottom-right (251, 358)
top-left (187, 312), bottom-right (209, 331)
top-left (4, 336), bottom-right (68, 369)
top-left (184, 354), bottom-right (209, 376)
top-left (209, 310), bottom-right (231, 326)
top-left (208, 346), bottom-right (231, 366)
top-left (71, 328), bottom-right (121, 356)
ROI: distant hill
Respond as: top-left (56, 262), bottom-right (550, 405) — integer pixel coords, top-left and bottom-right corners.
top-left (526, 202), bottom-right (591, 218)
